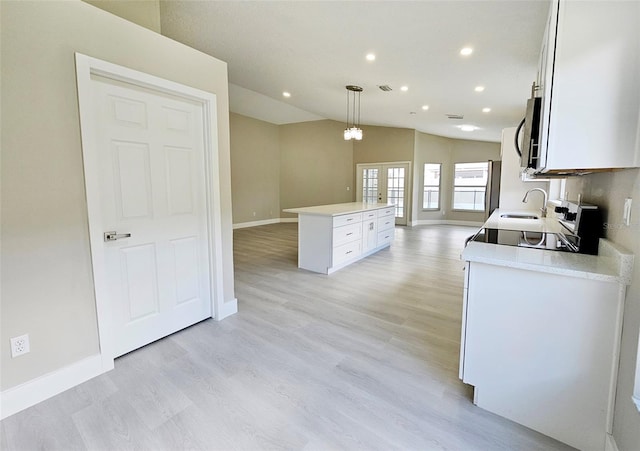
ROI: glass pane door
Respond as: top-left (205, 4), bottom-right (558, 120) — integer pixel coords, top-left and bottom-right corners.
top-left (386, 166), bottom-right (405, 219)
top-left (362, 168), bottom-right (379, 203)
top-left (356, 162), bottom-right (410, 226)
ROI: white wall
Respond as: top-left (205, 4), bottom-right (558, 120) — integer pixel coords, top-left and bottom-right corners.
top-left (499, 127), bottom-right (549, 211)
top-left (0, 0), bottom-right (235, 390)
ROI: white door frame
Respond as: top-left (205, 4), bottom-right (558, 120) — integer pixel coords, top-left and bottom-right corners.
top-left (75, 53), bottom-right (225, 371)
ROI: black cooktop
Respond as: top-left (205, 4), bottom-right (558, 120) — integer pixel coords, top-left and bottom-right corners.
top-left (469, 228), bottom-right (579, 252)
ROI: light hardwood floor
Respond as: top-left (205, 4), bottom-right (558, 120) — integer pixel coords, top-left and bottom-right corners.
top-left (1, 224), bottom-right (573, 450)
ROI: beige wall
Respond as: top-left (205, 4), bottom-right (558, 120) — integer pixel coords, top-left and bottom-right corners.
top-left (413, 131), bottom-right (501, 224)
top-left (83, 0), bottom-right (161, 32)
top-left (564, 169), bottom-right (640, 450)
top-left (230, 113), bottom-right (280, 224)
top-left (280, 120), bottom-right (354, 218)
top-left (413, 132), bottom-right (452, 223)
top-left (0, 0), bottom-right (235, 390)
top-left (353, 125), bottom-right (415, 164)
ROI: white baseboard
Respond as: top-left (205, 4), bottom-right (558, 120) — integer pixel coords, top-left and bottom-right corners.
top-left (605, 433), bottom-right (620, 451)
top-left (232, 218), bottom-right (298, 229)
top-left (0, 354), bottom-right (107, 420)
top-left (233, 218), bottom-right (280, 229)
top-left (216, 297), bottom-right (238, 320)
top-left (414, 219), bottom-right (483, 227)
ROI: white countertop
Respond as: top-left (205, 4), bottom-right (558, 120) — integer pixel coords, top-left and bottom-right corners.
top-left (463, 209), bottom-right (634, 285)
top-left (283, 202), bottom-right (394, 216)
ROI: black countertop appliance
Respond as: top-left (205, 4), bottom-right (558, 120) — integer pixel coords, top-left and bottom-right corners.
top-left (555, 200), bottom-right (603, 255)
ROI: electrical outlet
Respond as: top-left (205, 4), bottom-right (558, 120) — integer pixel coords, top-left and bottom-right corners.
top-left (10, 334), bottom-right (30, 358)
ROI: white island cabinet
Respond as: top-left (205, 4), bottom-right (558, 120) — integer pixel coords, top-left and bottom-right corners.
top-left (283, 202), bottom-right (395, 274)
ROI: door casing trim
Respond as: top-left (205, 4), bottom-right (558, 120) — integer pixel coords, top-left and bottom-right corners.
top-left (75, 53), bottom-right (226, 372)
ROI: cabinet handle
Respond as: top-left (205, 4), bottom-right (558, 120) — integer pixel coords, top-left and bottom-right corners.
top-left (346, 250), bottom-right (352, 254)
top-left (346, 232), bottom-right (353, 236)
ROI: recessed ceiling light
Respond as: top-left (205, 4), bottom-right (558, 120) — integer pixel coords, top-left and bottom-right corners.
top-left (460, 47), bottom-right (473, 56)
top-left (366, 53), bottom-right (376, 61)
top-left (474, 86), bottom-right (485, 92)
top-left (400, 86), bottom-right (409, 92)
top-left (459, 125), bottom-right (477, 132)
top-left (482, 107), bottom-right (491, 113)
top-left (282, 91), bottom-right (291, 98)
top-left (422, 105), bottom-right (430, 111)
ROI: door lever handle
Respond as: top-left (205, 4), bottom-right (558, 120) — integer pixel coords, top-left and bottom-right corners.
top-left (104, 231), bottom-right (132, 242)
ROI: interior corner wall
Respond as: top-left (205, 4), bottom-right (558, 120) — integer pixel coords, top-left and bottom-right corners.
top-left (230, 113), bottom-right (280, 224)
top-left (414, 132), bottom-right (453, 222)
top-left (0, 0), bottom-right (234, 390)
top-left (414, 132), bottom-right (501, 223)
top-left (279, 120), bottom-right (354, 218)
top-left (447, 139), bottom-right (501, 222)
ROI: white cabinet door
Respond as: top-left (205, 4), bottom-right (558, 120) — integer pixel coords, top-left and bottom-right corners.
top-left (362, 216), bottom-right (378, 252)
top-left (463, 262), bottom-right (620, 451)
top-left (538, 0), bottom-right (640, 172)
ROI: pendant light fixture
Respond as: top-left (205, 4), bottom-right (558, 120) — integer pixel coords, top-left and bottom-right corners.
top-left (344, 85), bottom-right (363, 141)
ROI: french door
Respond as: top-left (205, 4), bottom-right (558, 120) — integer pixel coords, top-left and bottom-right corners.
top-left (356, 162), bottom-right (410, 225)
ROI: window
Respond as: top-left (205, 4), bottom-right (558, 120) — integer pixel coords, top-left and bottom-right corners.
top-left (423, 163), bottom-right (441, 210)
top-left (453, 162), bottom-right (488, 211)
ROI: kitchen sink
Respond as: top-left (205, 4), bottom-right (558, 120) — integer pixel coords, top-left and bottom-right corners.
top-left (500, 214), bottom-right (540, 220)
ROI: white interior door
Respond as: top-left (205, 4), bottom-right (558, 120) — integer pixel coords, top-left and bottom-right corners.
top-left (91, 76), bottom-right (212, 357)
top-left (356, 162), bottom-right (410, 225)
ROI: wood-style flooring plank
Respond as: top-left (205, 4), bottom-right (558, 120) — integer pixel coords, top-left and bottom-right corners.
top-left (1, 223), bottom-right (574, 450)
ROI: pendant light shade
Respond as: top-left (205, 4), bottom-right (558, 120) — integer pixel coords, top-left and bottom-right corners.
top-left (344, 85), bottom-right (363, 141)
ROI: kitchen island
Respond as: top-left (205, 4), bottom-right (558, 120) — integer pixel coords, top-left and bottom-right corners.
top-left (460, 209), bottom-right (633, 451)
top-left (283, 202), bottom-right (395, 274)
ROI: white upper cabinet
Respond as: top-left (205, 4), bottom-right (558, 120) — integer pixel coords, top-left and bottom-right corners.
top-left (535, 0), bottom-right (640, 174)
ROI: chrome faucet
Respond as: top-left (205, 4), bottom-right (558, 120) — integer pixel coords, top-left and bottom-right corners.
top-left (522, 188), bottom-right (548, 218)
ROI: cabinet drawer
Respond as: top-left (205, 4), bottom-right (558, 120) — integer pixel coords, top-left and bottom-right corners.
top-left (378, 207), bottom-right (395, 218)
top-left (377, 215), bottom-right (395, 231)
top-left (362, 210), bottom-right (378, 221)
top-left (377, 229), bottom-right (394, 247)
top-left (333, 222), bottom-right (362, 246)
top-left (333, 212), bottom-right (362, 228)
top-left (332, 240), bottom-right (362, 265)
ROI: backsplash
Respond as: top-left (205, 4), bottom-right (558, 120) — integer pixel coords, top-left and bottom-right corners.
top-left (565, 168), bottom-right (640, 246)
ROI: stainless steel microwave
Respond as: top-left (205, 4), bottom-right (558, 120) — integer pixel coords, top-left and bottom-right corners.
top-left (517, 95), bottom-right (542, 170)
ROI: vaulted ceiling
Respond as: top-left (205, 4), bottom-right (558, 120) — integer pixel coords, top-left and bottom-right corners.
top-left (159, 1), bottom-right (550, 142)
